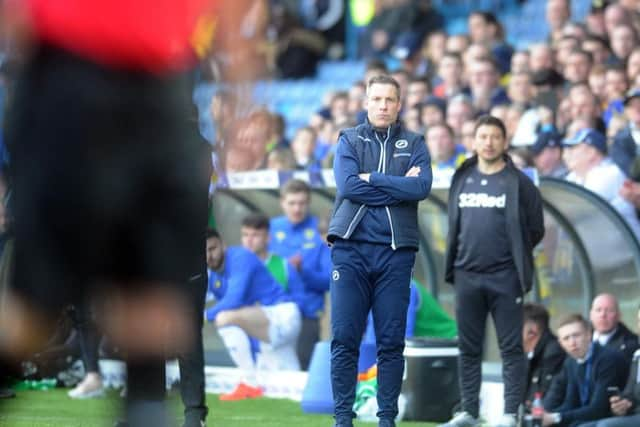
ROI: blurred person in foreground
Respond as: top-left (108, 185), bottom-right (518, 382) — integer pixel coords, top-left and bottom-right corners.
top-left (0, 1), bottom-right (254, 426)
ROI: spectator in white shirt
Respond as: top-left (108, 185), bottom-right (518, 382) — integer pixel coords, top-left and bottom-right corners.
top-left (563, 128), bottom-right (640, 239)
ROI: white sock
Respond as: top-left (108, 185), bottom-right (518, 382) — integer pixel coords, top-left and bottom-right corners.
top-left (217, 326), bottom-right (256, 371)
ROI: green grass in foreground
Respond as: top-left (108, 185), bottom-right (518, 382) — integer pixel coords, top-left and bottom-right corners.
top-left (0, 389), bottom-right (437, 427)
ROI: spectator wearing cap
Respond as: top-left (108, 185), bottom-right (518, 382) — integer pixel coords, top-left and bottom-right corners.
top-left (529, 130), bottom-right (569, 178)
top-left (586, 0), bottom-right (611, 37)
top-left (610, 89), bottom-right (640, 175)
top-left (564, 128), bottom-right (640, 238)
top-left (390, 32), bottom-right (425, 75)
top-left (420, 96), bottom-right (447, 129)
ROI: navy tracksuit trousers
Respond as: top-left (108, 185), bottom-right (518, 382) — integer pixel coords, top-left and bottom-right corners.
top-left (330, 239), bottom-right (415, 423)
top-left (454, 268), bottom-right (525, 418)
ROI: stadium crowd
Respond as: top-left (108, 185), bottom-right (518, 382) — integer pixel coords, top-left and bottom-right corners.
top-left (209, 0), bottom-right (640, 240)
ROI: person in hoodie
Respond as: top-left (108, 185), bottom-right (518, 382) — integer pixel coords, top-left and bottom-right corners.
top-left (327, 74), bottom-right (432, 427)
top-left (440, 115), bottom-right (544, 427)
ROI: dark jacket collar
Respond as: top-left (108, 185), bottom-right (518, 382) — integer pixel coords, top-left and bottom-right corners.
top-left (362, 117), bottom-right (402, 138)
top-left (457, 153), bottom-right (516, 174)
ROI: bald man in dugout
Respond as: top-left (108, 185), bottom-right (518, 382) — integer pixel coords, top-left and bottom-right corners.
top-left (590, 293), bottom-right (640, 367)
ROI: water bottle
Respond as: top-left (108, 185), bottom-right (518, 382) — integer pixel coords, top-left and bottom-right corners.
top-left (531, 392), bottom-right (544, 427)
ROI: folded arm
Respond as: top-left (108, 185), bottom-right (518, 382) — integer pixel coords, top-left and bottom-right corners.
top-left (368, 138), bottom-right (432, 201)
top-left (333, 136), bottom-right (400, 206)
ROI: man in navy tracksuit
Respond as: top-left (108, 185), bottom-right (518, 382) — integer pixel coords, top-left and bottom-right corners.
top-left (327, 74), bottom-right (432, 427)
top-left (440, 115), bottom-right (545, 427)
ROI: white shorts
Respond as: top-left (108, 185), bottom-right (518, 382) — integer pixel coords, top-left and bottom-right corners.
top-left (262, 302), bottom-right (301, 348)
top-left (258, 302), bottom-right (302, 371)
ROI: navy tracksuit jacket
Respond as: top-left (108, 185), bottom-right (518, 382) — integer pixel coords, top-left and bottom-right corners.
top-left (327, 119), bottom-right (432, 423)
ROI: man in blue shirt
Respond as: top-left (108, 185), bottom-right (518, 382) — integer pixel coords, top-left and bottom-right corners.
top-left (205, 229), bottom-right (301, 399)
top-left (269, 179), bottom-right (328, 370)
top-left (327, 74), bottom-right (432, 427)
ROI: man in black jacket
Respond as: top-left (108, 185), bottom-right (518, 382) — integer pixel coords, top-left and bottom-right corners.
top-left (523, 303), bottom-right (566, 407)
top-left (578, 306), bottom-right (640, 427)
top-left (544, 295), bottom-right (640, 414)
top-left (439, 115), bottom-right (545, 427)
top-left (590, 294), bottom-right (639, 370)
top-left (541, 314), bottom-right (627, 427)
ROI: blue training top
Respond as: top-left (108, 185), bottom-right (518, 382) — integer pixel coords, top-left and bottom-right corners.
top-left (268, 215), bottom-right (322, 258)
top-left (206, 246), bottom-right (291, 322)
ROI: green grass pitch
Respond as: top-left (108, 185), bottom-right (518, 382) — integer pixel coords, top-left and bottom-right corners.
top-left (0, 389), bottom-right (437, 427)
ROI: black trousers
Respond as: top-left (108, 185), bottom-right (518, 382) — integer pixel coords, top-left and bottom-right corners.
top-left (68, 305), bottom-right (100, 374)
top-left (331, 240), bottom-right (415, 422)
top-left (177, 272), bottom-right (208, 424)
top-left (454, 268), bottom-right (526, 418)
top-left (297, 317), bottom-right (320, 371)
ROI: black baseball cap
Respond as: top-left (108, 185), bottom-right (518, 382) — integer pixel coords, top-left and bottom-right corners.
top-left (624, 88), bottom-right (640, 106)
top-left (529, 130), bottom-right (562, 155)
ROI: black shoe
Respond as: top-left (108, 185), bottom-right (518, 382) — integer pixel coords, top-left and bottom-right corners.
top-left (378, 419), bottom-right (396, 427)
top-left (113, 421), bottom-right (129, 427)
top-left (182, 420), bottom-right (205, 427)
